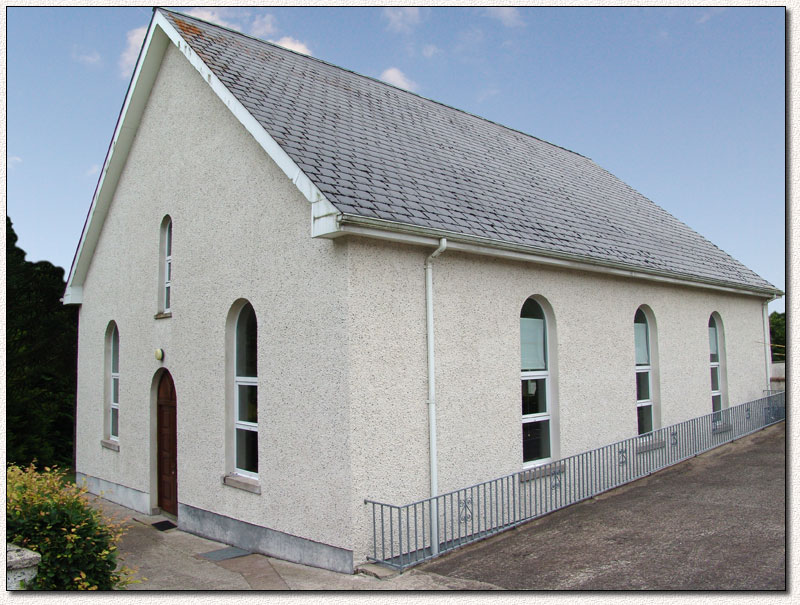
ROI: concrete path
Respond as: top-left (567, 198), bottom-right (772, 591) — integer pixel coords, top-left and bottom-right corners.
top-left (89, 423), bottom-right (784, 590)
top-left (420, 423), bottom-right (786, 590)
top-left (88, 497), bottom-right (498, 590)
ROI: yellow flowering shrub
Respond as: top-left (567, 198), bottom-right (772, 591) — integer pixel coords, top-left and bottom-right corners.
top-left (7, 464), bottom-right (136, 590)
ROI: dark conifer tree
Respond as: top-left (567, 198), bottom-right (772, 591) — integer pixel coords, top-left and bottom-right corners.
top-left (7, 216), bottom-right (77, 468)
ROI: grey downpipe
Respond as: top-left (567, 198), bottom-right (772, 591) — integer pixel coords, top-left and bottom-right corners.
top-left (425, 238), bottom-right (447, 555)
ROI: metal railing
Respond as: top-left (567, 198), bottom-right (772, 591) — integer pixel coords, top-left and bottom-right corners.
top-left (365, 391), bottom-right (785, 569)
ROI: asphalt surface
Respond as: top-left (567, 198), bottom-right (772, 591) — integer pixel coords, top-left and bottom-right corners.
top-left (420, 422), bottom-right (786, 590)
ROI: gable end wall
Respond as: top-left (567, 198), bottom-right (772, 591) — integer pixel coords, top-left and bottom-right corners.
top-left (75, 42), bottom-right (354, 555)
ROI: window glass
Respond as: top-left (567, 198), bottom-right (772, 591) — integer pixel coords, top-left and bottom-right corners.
top-left (636, 371), bottom-right (650, 401)
top-left (710, 366), bottom-right (719, 391)
top-left (708, 318), bottom-right (719, 363)
top-left (111, 408), bottom-right (119, 438)
top-left (166, 220), bottom-right (172, 256)
top-left (634, 310), bottom-right (649, 366)
top-left (235, 429), bottom-right (258, 473)
top-left (637, 405), bottom-right (653, 434)
top-left (520, 318), bottom-right (546, 371)
top-left (523, 421), bottom-right (550, 462)
top-left (521, 379), bottom-right (547, 415)
top-left (111, 327), bottom-right (119, 373)
top-left (237, 385), bottom-right (258, 423)
top-left (236, 304), bottom-right (258, 377)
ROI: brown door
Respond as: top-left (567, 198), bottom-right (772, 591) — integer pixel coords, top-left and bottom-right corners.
top-left (157, 371), bottom-right (178, 516)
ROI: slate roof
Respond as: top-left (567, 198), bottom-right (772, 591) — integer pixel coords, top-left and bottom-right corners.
top-left (160, 9), bottom-right (775, 293)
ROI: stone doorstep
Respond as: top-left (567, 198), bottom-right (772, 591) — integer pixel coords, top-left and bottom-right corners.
top-left (215, 554), bottom-right (290, 590)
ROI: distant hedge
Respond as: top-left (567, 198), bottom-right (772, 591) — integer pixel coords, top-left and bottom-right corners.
top-left (7, 464), bottom-right (136, 590)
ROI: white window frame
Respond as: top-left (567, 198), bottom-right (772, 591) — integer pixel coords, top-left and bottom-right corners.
top-left (522, 369), bottom-right (552, 468)
top-left (635, 310), bottom-right (653, 435)
top-left (109, 325), bottom-right (120, 441)
top-left (521, 298), bottom-right (552, 469)
top-left (163, 218), bottom-right (172, 313)
top-left (709, 316), bottom-right (722, 418)
top-left (234, 305), bottom-right (258, 479)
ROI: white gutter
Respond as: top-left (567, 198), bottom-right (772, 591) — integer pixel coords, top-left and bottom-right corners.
top-left (425, 237), bottom-right (447, 555)
top-left (332, 215), bottom-right (782, 300)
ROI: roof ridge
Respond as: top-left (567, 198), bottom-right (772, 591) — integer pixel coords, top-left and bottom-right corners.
top-left (157, 7), bottom-right (589, 161)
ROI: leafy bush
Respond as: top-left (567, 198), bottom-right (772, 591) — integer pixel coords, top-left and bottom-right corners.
top-left (6, 464), bottom-right (135, 590)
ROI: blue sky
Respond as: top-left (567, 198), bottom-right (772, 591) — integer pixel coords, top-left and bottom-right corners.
top-left (7, 6), bottom-right (786, 311)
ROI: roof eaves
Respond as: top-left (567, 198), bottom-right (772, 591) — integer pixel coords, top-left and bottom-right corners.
top-left (336, 213), bottom-right (781, 298)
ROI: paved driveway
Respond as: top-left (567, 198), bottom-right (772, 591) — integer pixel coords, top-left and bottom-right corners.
top-left (420, 423), bottom-right (785, 590)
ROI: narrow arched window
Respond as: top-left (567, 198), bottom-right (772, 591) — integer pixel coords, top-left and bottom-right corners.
top-left (234, 303), bottom-right (258, 477)
top-left (107, 323), bottom-right (120, 440)
top-left (634, 308), bottom-right (653, 434)
top-left (521, 298), bottom-right (551, 466)
top-left (709, 314), bottom-right (725, 417)
top-left (161, 217), bottom-right (173, 313)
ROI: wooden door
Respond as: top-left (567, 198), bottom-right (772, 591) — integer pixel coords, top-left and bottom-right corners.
top-left (157, 372), bottom-right (178, 516)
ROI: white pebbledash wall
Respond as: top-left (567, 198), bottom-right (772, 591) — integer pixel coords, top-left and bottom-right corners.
top-left (75, 39), bottom-right (771, 570)
top-left (345, 241), bottom-right (769, 562)
top-left (75, 43), bottom-right (354, 553)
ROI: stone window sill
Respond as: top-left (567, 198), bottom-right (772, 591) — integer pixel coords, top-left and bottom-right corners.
top-left (101, 439), bottom-right (120, 452)
top-left (154, 312), bottom-right (172, 320)
top-left (520, 461), bottom-right (565, 482)
top-left (223, 474), bottom-right (261, 494)
top-left (636, 439), bottom-right (666, 454)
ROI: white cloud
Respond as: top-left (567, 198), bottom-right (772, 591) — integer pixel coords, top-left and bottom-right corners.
top-left (383, 8), bottom-right (421, 33)
top-left (484, 7), bottom-right (524, 28)
top-left (118, 26), bottom-right (147, 78)
top-left (697, 8), bottom-right (727, 25)
top-left (86, 164), bottom-right (100, 178)
top-left (422, 44), bottom-right (440, 58)
top-left (454, 27), bottom-right (485, 53)
top-left (269, 36), bottom-right (312, 56)
top-left (380, 67), bottom-right (418, 92)
top-left (477, 88), bottom-right (499, 103)
top-left (250, 14), bottom-right (276, 38)
top-left (72, 48), bottom-right (102, 66)
top-left (8, 156), bottom-right (22, 169)
top-left (184, 8), bottom-right (242, 31)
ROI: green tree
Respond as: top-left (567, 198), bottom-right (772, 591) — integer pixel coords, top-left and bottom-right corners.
top-left (7, 217), bottom-right (77, 468)
top-left (769, 311), bottom-right (785, 362)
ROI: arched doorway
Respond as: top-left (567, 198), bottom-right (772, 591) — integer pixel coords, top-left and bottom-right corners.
top-left (157, 371), bottom-right (178, 515)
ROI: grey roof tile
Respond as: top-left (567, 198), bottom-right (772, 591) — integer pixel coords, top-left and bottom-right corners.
top-left (161, 9), bottom-right (776, 292)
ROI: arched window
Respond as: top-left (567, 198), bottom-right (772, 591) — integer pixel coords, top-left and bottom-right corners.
top-left (107, 322), bottom-right (120, 441)
top-left (160, 217), bottom-right (173, 313)
top-left (709, 314), bottom-right (725, 417)
top-left (521, 298), bottom-right (552, 466)
top-left (634, 308), bottom-right (653, 434)
top-left (234, 303), bottom-right (258, 477)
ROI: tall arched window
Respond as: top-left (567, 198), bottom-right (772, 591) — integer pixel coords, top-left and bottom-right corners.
top-left (709, 314), bottom-right (725, 417)
top-left (234, 303), bottom-right (258, 477)
top-left (634, 308), bottom-right (653, 434)
top-left (107, 322), bottom-right (120, 441)
top-left (160, 217), bottom-right (173, 313)
top-left (521, 298), bottom-right (551, 466)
